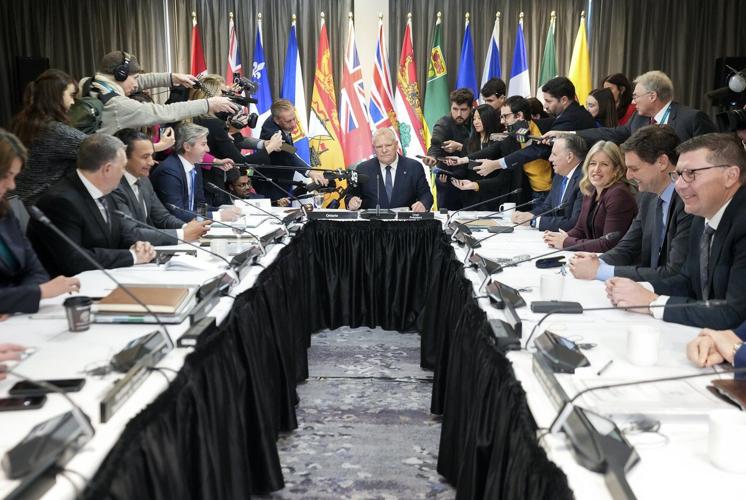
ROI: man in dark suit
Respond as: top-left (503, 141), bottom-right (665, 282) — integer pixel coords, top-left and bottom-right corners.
top-left (511, 135), bottom-right (587, 231)
top-left (687, 322), bottom-right (746, 377)
top-left (27, 134), bottom-right (156, 277)
top-left (111, 129), bottom-right (210, 246)
top-left (607, 133), bottom-right (746, 329)
top-left (346, 128), bottom-right (433, 211)
top-left (422, 88), bottom-right (473, 210)
top-left (150, 123), bottom-right (240, 223)
top-left (571, 125), bottom-right (693, 282)
top-left (258, 99), bottom-right (327, 202)
top-left (547, 70), bottom-right (716, 145)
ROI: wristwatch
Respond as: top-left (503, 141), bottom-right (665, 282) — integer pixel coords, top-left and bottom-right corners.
top-left (733, 341), bottom-right (744, 357)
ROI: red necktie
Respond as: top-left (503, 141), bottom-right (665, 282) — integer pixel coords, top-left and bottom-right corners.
top-left (650, 117), bottom-right (657, 125)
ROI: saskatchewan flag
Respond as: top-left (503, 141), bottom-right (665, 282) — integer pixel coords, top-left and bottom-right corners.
top-left (423, 13), bottom-right (449, 149)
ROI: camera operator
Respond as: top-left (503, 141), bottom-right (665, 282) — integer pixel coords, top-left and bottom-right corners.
top-left (81, 50), bottom-right (238, 135)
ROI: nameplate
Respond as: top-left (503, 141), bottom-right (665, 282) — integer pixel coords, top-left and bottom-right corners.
top-left (397, 212), bottom-right (434, 220)
top-left (308, 211), bottom-right (359, 220)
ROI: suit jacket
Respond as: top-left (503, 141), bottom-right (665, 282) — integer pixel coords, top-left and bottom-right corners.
top-left (111, 176), bottom-right (184, 246)
top-left (577, 102), bottom-right (717, 145)
top-left (563, 181), bottom-right (638, 253)
top-left (0, 209), bottom-right (49, 314)
top-left (26, 173), bottom-right (138, 277)
top-left (150, 154), bottom-right (212, 223)
top-left (502, 102), bottom-right (596, 170)
top-left (257, 118), bottom-right (308, 200)
top-left (428, 115), bottom-right (472, 210)
top-left (347, 156), bottom-right (433, 210)
top-left (531, 164), bottom-right (584, 231)
top-left (601, 190), bottom-right (692, 281)
top-left (648, 186), bottom-right (746, 329)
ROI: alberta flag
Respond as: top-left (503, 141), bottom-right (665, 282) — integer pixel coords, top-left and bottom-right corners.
top-left (249, 15), bottom-right (272, 138)
top-left (281, 18), bottom-right (310, 165)
top-left (480, 12), bottom-right (501, 98)
top-left (456, 14), bottom-right (478, 102)
top-left (508, 16), bottom-right (531, 98)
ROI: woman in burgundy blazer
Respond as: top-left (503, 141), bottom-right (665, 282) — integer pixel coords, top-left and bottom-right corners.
top-left (544, 140), bottom-right (637, 253)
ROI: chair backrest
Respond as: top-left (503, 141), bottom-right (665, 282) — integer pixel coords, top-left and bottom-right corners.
top-left (8, 196), bottom-right (29, 233)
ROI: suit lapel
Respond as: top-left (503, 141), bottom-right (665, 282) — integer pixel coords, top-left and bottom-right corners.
top-left (72, 174), bottom-right (109, 239)
top-left (121, 178), bottom-right (146, 221)
top-left (708, 190), bottom-right (742, 280)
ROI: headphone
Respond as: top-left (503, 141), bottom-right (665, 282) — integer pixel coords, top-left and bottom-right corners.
top-left (113, 51), bottom-right (131, 82)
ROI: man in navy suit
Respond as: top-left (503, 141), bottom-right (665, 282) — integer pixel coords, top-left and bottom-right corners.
top-left (511, 135), bottom-right (587, 231)
top-left (150, 123), bottom-right (240, 223)
top-left (346, 128), bottom-right (433, 212)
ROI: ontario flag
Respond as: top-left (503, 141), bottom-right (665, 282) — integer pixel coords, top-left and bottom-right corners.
top-left (340, 15), bottom-right (373, 167)
top-left (226, 12), bottom-right (242, 82)
top-left (190, 12), bottom-right (207, 77)
top-left (394, 15), bottom-right (427, 161)
top-left (281, 16), bottom-right (310, 165)
top-left (368, 15), bottom-right (399, 143)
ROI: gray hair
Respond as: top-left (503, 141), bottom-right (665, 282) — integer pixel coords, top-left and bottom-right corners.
top-left (557, 134), bottom-right (589, 162)
top-left (175, 123), bottom-right (209, 153)
top-left (372, 127), bottom-right (398, 144)
top-left (77, 133), bottom-right (125, 172)
top-left (634, 70), bottom-right (674, 103)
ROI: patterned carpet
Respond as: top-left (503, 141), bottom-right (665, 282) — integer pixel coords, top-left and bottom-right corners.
top-left (255, 327), bottom-right (455, 499)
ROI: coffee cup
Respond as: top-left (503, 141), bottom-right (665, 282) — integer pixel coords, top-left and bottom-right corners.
top-left (63, 296), bottom-right (92, 332)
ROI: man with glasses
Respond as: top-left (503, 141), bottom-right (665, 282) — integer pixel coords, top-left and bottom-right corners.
top-left (346, 128), bottom-right (432, 212)
top-left (544, 70), bottom-right (716, 146)
top-left (606, 133), bottom-right (746, 329)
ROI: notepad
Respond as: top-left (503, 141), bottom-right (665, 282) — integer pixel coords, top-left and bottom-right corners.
top-left (95, 286), bottom-right (191, 314)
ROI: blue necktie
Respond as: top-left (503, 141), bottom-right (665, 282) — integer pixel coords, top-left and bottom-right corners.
top-left (385, 166), bottom-right (393, 202)
top-left (558, 176), bottom-right (569, 204)
top-left (189, 168), bottom-right (197, 211)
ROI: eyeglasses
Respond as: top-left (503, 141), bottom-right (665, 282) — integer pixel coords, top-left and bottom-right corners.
top-left (631, 91), bottom-right (653, 101)
top-left (500, 112), bottom-right (514, 120)
top-left (669, 164), bottom-right (731, 183)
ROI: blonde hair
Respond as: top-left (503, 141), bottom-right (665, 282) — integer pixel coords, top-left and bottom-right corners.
top-left (189, 74), bottom-right (224, 101)
top-left (579, 141), bottom-right (627, 196)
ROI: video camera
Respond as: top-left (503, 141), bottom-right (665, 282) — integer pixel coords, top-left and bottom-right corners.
top-left (193, 76), bottom-right (259, 129)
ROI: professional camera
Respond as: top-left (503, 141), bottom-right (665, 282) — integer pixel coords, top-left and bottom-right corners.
top-left (716, 108), bottom-right (746, 132)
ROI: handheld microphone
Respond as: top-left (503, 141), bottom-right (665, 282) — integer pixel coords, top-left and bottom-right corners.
top-left (488, 230), bottom-right (620, 271)
top-left (524, 299), bottom-right (727, 350)
top-left (27, 206), bottom-right (175, 347)
top-left (113, 209), bottom-right (236, 267)
top-left (445, 187), bottom-right (522, 226)
top-left (467, 202), bottom-right (571, 248)
top-left (205, 182), bottom-right (284, 226)
top-left (165, 203), bottom-right (264, 252)
top-left (549, 363), bottom-right (746, 434)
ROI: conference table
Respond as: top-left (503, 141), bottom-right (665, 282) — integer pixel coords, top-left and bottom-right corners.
top-left (0, 208), bottom-right (741, 499)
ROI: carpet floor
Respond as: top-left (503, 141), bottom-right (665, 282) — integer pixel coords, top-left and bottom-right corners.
top-left (255, 326), bottom-right (455, 500)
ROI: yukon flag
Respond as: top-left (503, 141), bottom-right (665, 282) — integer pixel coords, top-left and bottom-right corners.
top-left (280, 15), bottom-right (310, 165)
top-left (190, 12), bottom-right (207, 77)
top-left (455, 12), bottom-right (478, 102)
top-left (369, 14), bottom-right (399, 143)
top-left (480, 11), bottom-right (502, 100)
top-left (568, 11), bottom-right (592, 105)
top-left (508, 12), bottom-right (531, 98)
top-left (536, 11), bottom-right (558, 104)
top-left (340, 13), bottom-right (373, 166)
top-left (249, 13), bottom-right (272, 138)
top-left (308, 13), bottom-right (345, 171)
top-left (225, 12), bottom-right (242, 82)
top-left (394, 14), bottom-right (428, 161)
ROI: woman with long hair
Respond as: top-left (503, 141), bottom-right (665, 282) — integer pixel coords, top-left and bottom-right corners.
top-left (10, 69), bottom-right (87, 205)
top-left (603, 73), bottom-right (636, 125)
top-left (0, 130), bottom-right (80, 320)
top-left (544, 141), bottom-right (637, 253)
top-left (586, 88), bottom-right (619, 128)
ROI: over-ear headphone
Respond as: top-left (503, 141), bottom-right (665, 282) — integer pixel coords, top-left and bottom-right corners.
top-left (113, 51), bottom-right (130, 82)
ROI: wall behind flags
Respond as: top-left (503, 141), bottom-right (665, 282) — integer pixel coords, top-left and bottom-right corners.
top-left (1, 0), bottom-right (745, 127)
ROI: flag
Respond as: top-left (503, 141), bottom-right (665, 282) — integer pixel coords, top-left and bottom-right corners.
top-left (281, 16), bottom-right (310, 165)
top-left (190, 12), bottom-right (207, 77)
top-left (340, 15), bottom-right (373, 166)
top-left (508, 14), bottom-right (530, 98)
top-left (394, 15), bottom-right (427, 161)
top-left (455, 13), bottom-right (478, 102)
top-left (308, 14), bottom-right (345, 172)
top-left (423, 13), bottom-right (449, 142)
top-left (568, 13), bottom-right (592, 105)
top-left (249, 14), bottom-right (272, 138)
top-left (226, 12), bottom-right (242, 82)
top-left (369, 15), bottom-right (399, 143)
top-left (480, 12), bottom-right (502, 101)
top-left (536, 12), bottom-right (558, 103)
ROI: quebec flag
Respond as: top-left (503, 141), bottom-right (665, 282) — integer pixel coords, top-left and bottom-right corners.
top-left (249, 17), bottom-right (272, 138)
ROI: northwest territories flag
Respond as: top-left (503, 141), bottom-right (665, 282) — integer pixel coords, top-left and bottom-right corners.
top-left (249, 14), bottom-right (272, 138)
top-left (508, 15), bottom-right (531, 98)
top-left (280, 17), bottom-right (310, 165)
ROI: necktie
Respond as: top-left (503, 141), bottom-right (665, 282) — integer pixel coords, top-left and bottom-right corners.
top-left (699, 224), bottom-right (716, 299)
top-left (650, 197), bottom-right (665, 268)
top-left (650, 117), bottom-right (657, 125)
top-left (385, 166), bottom-right (393, 202)
top-left (559, 176), bottom-right (570, 204)
top-left (189, 168), bottom-right (197, 211)
top-left (134, 179), bottom-right (147, 218)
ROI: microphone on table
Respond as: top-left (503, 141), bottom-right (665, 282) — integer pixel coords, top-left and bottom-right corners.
top-left (204, 182), bottom-right (285, 227)
top-left (165, 203), bottom-right (265, 254)
top-left (461, 202), bottom-right (570, 248)
top-left (450, 197), bottom-right (535, 238)
top-left (113, 209), bottom-right (235, 269)
top-left (445, 187), bottom-right (522, 226)
top-left (523, 299), bottom-right (728, 350)
top-left (28, 206), bottom-right (176, 349)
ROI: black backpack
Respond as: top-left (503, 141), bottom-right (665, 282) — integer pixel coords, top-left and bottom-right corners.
top-left (68, 78), bottom-right (116, 133)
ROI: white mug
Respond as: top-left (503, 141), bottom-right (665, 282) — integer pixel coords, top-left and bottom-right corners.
top-left (626, 325), bottom-right (661, 366)
top-left (210, 239), bottom-right (228, 258)
top-left (539, 274), bottom-right (564, 301)
top-left (709, 409), bottom-right (746, 473)
top-left (499, 202), bottom-right (516, 219)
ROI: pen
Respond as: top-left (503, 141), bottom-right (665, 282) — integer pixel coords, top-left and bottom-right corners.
top-left (596, 359), bottom-right (614, 376)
